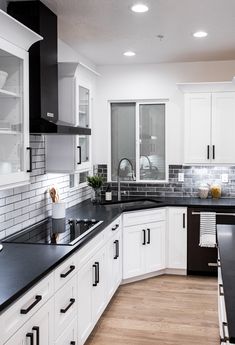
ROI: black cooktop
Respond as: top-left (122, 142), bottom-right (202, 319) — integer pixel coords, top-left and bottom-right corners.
top-left (3, 218), bottom-right (103, 246)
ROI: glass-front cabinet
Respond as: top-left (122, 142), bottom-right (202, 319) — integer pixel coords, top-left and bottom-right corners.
top-left (0, 10), bottom-right (42, 189)
top-left (110, 101), bottom-right (167, 183)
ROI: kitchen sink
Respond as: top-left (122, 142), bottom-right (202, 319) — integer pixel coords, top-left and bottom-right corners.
top-left (101, 199), bottom-right (162, 209)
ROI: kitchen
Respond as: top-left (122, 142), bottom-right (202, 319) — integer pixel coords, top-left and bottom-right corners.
top-left (0, 0), bottom-right (235, 344)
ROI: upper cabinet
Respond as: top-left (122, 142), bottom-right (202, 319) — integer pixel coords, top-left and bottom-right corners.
top-left (181, 82), bottom-right (235, 164)
top-left (46, 64), bottom-right (92, 173)
top-left (0, 10), bottom-right (42, 189)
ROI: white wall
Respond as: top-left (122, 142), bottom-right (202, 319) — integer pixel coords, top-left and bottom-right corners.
top-left (93, 60), bottom-right (235, 165)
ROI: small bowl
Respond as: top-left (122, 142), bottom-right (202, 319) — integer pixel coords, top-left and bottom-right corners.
top-left (0, 71), bottom-right (8, 89)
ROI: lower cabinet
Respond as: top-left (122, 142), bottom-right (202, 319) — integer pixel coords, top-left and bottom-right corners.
top-left (107, 228), bottom-right (122, 300)
top-left (55, 318), bottom-right (77, 345)
top-left (123, 218), bottom-right (166, 280)
top-left (4, 298), bottom-right (54, 345)
top-left (77, 245), bottom-right (107, 345)
top-left (167, 207), bottom-right (187, 270)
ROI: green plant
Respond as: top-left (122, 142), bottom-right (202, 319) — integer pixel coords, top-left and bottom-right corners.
top-left (87, 175), bottom-right (103, 189)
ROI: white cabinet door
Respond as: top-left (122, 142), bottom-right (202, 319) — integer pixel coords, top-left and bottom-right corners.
top-left (184, 93), bottom-right (211, 164)
top-left (123, 225), bottom-right (144, 279)
top-left (92, 246), bottom-right (107, 324)
top-left (4, 299), bottom-right (53, 345)
top-left (55, 318), bottom-right (77, 345)
top-left (107, 229), bottom-right (122, 299)
top-left (145, 221), bottom-right (166, 273)
top-left (77, 260), bottom-right (93, 345)
top-left (212, 92), bottom-right (235, 164)
top-left (167, 207), bottom-right (187, 270)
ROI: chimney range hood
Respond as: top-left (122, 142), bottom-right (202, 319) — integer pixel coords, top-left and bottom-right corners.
top-left (8, 1), bottom-right (91, 135)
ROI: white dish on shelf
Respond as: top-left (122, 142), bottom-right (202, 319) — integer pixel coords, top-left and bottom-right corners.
top-left (0, 70), bottom-right (8, 89)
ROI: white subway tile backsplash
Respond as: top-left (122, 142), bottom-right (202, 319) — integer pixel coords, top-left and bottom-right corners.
top-left (0, 135), bottom-right (91, 239)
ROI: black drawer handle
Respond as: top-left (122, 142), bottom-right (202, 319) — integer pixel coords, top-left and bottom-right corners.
top-left (219, 284), bottom-right (224, 296)
top-left (221, 322), bottom-right (229, 342)
top-left (147, 228), bottom-right (150, 244)
top-left (32, 326), bottom-right (39, 345)
top-left (112, 224), bottom-right (119, 231)
top-left (77, 146), bottom-right (81, 165)
top-left (207, 145), bottom-right (210, 160)
top-left (183, 213), bottom-right (186, 228)
top-left (21, 295), bottom-right (42, 314)
top-left (26, 333), bottom-right (34, 345)
top-left (70, 342), bottom-right (76, 345)
top-left (27, 147), bottom-right (33, 173)
top-left (114, 240), bottom-right (119, 259)
top-left (60, 265), bottom-right (76, 278)
top-left (142, 229), bottom-right (146, 245)
top-left (93, 262), bottom-right (99, 286)
top-left (93, 263), bottom-right (98, 286)
top-left (212, 145), bottom-right (215, 160)
top-left (60, 298), bottom-right (75, 313)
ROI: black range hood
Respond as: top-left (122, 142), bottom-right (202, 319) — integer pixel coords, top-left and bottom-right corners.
top-left (8, 0), bottom-right (91, 135)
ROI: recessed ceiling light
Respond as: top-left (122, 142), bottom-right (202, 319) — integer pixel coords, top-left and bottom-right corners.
top-left (193, 31), bottom-right (208, 38)
top-left (131, 3), bottom-right (149, 13)
top-left (123, 51), bottom-right (136, 57)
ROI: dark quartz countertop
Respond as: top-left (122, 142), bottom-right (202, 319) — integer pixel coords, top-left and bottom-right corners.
top-left (1, 196), bottom-right (235, 313)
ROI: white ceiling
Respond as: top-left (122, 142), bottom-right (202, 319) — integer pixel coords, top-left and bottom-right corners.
top-left (42, 0), bottom-right (235, 66)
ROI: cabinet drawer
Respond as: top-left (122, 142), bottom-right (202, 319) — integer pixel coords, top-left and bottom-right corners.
top-left (55, 317), bottom-right (77, 345)
top-left (77, 230), bottom-right (105, 270)
top-left (54, 275), bottom-right (77, 340)
top-left (105, 216), bottom-right (122, 241)
top-left (54, 253), bottom-right (77, 292)
top-left (0, 272), bottom-right (54, 344)
top-left (123, 208), bottom-right (166, 227)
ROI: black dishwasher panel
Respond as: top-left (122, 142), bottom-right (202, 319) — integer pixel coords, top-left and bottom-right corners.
top-left (187, 207), bottom-right (235, 276)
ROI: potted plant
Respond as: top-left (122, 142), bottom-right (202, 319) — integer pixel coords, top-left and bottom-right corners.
top-left (87, 175), bottom-right (104, 204)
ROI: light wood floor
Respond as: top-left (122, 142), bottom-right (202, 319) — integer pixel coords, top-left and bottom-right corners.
top-left (85, 275), bottom-right (220, 345)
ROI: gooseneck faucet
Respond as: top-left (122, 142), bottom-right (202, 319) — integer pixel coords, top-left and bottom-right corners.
top-left (117, 158), bottom-right (135, 201)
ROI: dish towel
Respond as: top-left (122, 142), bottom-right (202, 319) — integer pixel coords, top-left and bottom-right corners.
top-left (199, 212), bottom-right (217, 248)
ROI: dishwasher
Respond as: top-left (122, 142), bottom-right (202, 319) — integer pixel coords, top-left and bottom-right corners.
top-left (187, 207), bottom-right (235, 276)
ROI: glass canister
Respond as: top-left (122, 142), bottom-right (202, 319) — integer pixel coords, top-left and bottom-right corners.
top-left (198, 185), bottom-right (209, 199)
top-left (210, 184), bottom-right (222, 199)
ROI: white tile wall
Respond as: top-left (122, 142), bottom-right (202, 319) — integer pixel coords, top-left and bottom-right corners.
top-left (0, 135), bottom-right (91, 239)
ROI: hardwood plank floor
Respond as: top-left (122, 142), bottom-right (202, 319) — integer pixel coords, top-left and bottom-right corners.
top-left (85, 275), bottom-right (219, 345)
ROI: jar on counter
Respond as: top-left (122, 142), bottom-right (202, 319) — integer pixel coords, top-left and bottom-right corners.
top-left (210, 184), bottom-right (222, 199)
top-left (198, 185), bottom-right (209, 199)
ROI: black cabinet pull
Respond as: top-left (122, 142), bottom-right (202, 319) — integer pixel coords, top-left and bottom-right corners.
top-left (92, 262), bottom-right (99, 286)
top-left (60, 298), bottom-right (75, 313)
top-left (20, 295), bottom-right (42, 314)
top-left (212, 145), bottom-right (215, 159)
top-left (221, 322), bottom-right (229, 342)
top-left (27, 147), bottom-right (32, 172)
top-left (114, 240), bottom-right (119, 259)
top-left (70, 342), bottom-right (76, 345)
top-left (147, 229), bottom-right (150, 244)
top-left (183, 213), bottom-right (186, 228)
top-left (207, 145), bottom-right (210, 160)
top-left (60, 265), bottom-right (75, 278)
top-left (142, 229), bottom-right (146, 245)
top-left (92, 263), bottom-right (97, 286)
top-left (77, 146), bottom-right (81, 165)
top-left (32, 326), bottom-right (39, 345)
top-left (26, 333), bottom-right (34, 345)
top-left (219, 284), bottom-right (224, 296)
top-left (96, 261), bottom-right (100, 284)
top-left (112, 224), bottom-right (119, 231)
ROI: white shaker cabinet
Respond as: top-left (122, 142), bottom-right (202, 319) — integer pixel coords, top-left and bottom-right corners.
top-left (123, 209), bottom-right (166, 279)
top-left (0, 10), bottom-right (42, 189)
top-left (167, 207), bottom-right (187, 270)
top-left (4, 298), bottom-right (53, 345)
top-left (184, 91), bottom-right (235, 164)
top-left (107, 228), bottom-right (122, 300)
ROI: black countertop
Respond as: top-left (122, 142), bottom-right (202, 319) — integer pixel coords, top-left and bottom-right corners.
top-left (217, 224), bottom-right (235, 343)
top-left (1, 196), bottom-right (235, 314)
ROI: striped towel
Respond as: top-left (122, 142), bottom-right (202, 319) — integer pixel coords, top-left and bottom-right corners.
top-left (199, 212), bottom-right (216, 248)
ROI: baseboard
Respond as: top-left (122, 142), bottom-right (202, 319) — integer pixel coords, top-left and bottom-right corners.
top-left (121, 268), bottom-right (186, 285)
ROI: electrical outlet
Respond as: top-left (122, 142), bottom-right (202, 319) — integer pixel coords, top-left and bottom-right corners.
top-left (178, 173), bottom-right (184, 182)
top-left (221, 174), bottom-right (229, 183)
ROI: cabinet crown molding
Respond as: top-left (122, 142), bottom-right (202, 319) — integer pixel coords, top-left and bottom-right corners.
top-left (177, 81), bottom-right (235, 93)
top-left (0, 9), bottom-right (42, 51)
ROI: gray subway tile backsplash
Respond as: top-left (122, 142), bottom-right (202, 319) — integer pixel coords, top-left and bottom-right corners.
top-left (97, 164), bottom-right (235, 199)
